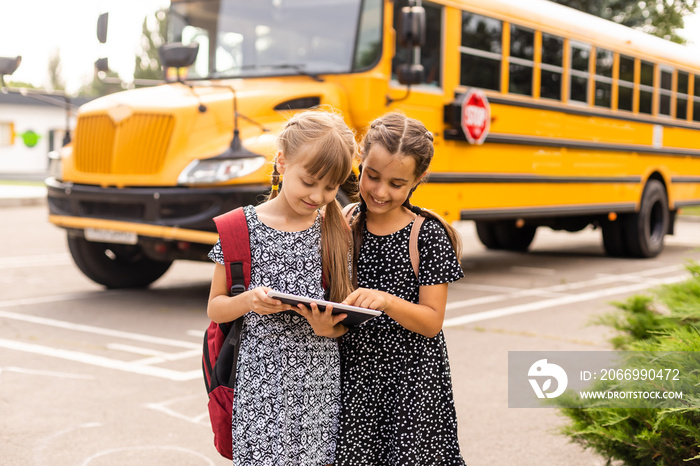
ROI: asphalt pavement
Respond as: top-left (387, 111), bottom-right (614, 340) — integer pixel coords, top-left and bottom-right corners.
top-left (3, 174), bottom-right (698, 465)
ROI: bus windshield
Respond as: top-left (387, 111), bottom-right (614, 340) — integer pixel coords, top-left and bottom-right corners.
top-left (169, 0), bottom-right (366, 79)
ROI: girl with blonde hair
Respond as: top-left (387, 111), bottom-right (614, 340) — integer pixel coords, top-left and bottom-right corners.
top-left (207, 109), bottom-right (355, 465)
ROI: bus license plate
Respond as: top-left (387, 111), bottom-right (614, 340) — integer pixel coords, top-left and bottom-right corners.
top-left (84, 228), bottom-right (138, 245)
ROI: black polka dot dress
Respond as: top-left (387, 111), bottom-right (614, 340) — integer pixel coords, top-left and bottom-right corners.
top-left (336, 217), bottom-right (466, 466)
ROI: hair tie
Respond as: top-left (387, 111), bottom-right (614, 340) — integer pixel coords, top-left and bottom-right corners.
top-left (410, 205), bottom-right (422, 215)
top-left (271, 184), bottom-right (279, 191)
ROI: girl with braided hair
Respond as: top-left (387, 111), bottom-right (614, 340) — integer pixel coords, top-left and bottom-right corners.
top-left (207, 109), bottom-right (355, 465)
top-left (336, 112), bottom-right (466, 465)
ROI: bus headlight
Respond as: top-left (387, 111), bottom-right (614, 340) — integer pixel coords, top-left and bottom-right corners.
top-left (48, 150), bottom-right (63, 179)
top-left (177, 156), bottom-right (266, 185)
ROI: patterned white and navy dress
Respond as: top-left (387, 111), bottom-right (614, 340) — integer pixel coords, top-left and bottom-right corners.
top-left (208, 205), bottom-right (340, 466)
top-left (336, 217), bottom-right (466, 466)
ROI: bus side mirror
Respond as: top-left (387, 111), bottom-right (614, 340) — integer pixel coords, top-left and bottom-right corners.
top-left (97, 13), bottom-right (109, 44)
top-left (397, 63), bottom-right (424, 85)
top-left (159, 43), bottom-right (199, 69)
top-left (0, 56), bottom-right (21, 88)
top-left (0, 56), bottom-right (22, 76)
top-left (398, 6), bottom-right (425, 48)
top-left (95, 57), bottom-right (109, 73)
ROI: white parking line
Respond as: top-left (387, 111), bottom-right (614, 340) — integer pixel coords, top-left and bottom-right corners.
top-left (445, 264), bottom-right (684, 313)
top-left (0, 338), bottom-right (200, 381)
top-left (0, 294), bottom-right (204, 380)
top-left (0, 366), bottom-right (94, 380)
top-left (131, 349), bottom-right (202, 366)
top-left (145, 394), bottom-right (210, 425)
top-left (0, 309), bottom-right (200, 349)
top-left (443, 273), bottom-right (688, 327)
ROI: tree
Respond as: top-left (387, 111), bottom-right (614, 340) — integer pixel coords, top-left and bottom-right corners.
top-left (550, 0), bottom-right (698, 43)
top-left (133, 9), bottom-right (167, 83)
top-left (48, 48), bottom-right (66, 91)
top-left (78, 69), bottom-right (123, 98)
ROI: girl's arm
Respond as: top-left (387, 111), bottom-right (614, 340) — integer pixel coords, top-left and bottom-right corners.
top-left (206, 263), bottom-right (291, 323)
top-left (343, 283), bottom-right (448, 337)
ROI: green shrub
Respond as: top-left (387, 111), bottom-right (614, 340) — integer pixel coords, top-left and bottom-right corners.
top-left (555, 261), bottom-right (700, 465)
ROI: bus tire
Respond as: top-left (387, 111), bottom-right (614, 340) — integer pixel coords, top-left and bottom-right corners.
top-left (67, 235), bottom-right (172, 289)
top-left (601, 219), bottom-right (629, 257)
top-left (624, 179), bottom-right (669, 258)
top-left (475, 221), bottom-right (502, 249)
top-left (494, 222), bottom-right (537, 252)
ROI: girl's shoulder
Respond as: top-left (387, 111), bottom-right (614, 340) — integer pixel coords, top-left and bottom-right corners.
top-left (243, 204), bottom-right (264, 228)
top-left (416, 215), bottom-right (465, 283)
top-left (416, 215), bottom-right (447, 239)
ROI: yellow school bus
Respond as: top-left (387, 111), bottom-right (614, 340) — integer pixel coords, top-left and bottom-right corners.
top-left (46, 0), bottom-right (700, 288)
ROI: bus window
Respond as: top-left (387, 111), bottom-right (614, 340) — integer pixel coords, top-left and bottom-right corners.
top-left (570, 42), bottom-right (590, 104)
top-left (509, 24), bottom-right (534, 96)
top-left (677, 71), bottom-right (689, 120)
top-left (594, 48), bottom-right (613, 108)
top-left (461, 12), bottom-right (502, 91)
top-left (618, 55), bottom-right (634, 111)
top-left (694, 75), bottom-right (700, 122)
top-left (392, 1), bottom-right (442, 86)
top-left (422, 3), bottom-right (443, 86)
top-left (540, 33), bottom-right (563, 100)
top-left (354, 0), bottom-right (382, 70)
top-left (658, 67), bottom-right (672, 117)
top-left (639, 60), bottom-right (654, 115)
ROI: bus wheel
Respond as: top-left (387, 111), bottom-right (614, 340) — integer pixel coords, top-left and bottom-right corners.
top-left (67, 235), bottom-right (172, 289)
top-left (475, 221), bottom-right (537, 251)
top-left (494, 221), bottom-right (537, 251)
top-left (601, 219), bottom-right (629, 257)
top-left (624, 179), bottom-right (669, 258)
top-left (475, 221), bottom-right (501, 249)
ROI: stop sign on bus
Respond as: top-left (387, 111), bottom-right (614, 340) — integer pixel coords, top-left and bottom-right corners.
top-left (461, 89), bottom-right (491, 145)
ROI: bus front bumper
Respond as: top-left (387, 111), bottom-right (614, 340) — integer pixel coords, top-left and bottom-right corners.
top-left (46, 177), bottom-right (266, 247)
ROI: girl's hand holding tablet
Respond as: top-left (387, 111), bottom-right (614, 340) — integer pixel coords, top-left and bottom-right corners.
top-left (248, 287), bottom-right (293, 315)
top-left (294, 302), bottom-right (348, 338)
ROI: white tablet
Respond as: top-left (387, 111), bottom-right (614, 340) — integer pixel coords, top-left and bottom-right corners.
top-left (266, 290), bottom-right (381, 327)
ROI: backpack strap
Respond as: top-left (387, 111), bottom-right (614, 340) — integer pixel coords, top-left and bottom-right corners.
top-left (342, 202), bottom-right (358, 223)
top-left (212, 207), bottom-right (250, 388)
top-left (409, 215), bottom-right (424, 280)
top-left (213, 207), bottom-right (251, 295)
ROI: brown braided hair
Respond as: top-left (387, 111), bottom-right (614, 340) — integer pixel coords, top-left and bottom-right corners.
top-left (351, 112), bottom-right (462, 287)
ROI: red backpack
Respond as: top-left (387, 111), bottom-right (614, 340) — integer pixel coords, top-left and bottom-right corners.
top-left (202, 207), bottom-right (249, 460)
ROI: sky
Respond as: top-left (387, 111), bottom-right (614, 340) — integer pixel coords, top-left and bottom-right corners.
top-left (1, 0), bottom-right (700, 96)
top-left (0, 0), bottom-right (168, 95)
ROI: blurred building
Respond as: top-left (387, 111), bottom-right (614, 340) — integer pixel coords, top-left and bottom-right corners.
top-left (0, 91), bottom-right (89, 177)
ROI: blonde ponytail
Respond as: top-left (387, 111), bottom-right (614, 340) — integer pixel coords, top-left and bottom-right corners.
top-left (322, 199), bottom-right (353, 302)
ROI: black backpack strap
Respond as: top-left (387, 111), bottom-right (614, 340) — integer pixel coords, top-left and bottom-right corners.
top-left (212, 207), bottom-right (251, 388)
top-left (214, 207), bottom-right (251, 294)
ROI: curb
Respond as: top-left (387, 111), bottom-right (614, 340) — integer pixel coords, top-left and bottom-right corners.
top-left (0, 186), bottom-right (47, 208)
top-left (678, 215), bottom-right (700, 223)
top-left (0, 196), bottom-right (47, 208)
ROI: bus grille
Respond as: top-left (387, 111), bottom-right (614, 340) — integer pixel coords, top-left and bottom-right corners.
top-left (74, 113), bottom-right (174, 175)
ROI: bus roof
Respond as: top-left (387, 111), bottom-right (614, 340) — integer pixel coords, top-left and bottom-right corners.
top-left (452, 0), bottom-right (700, 71)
